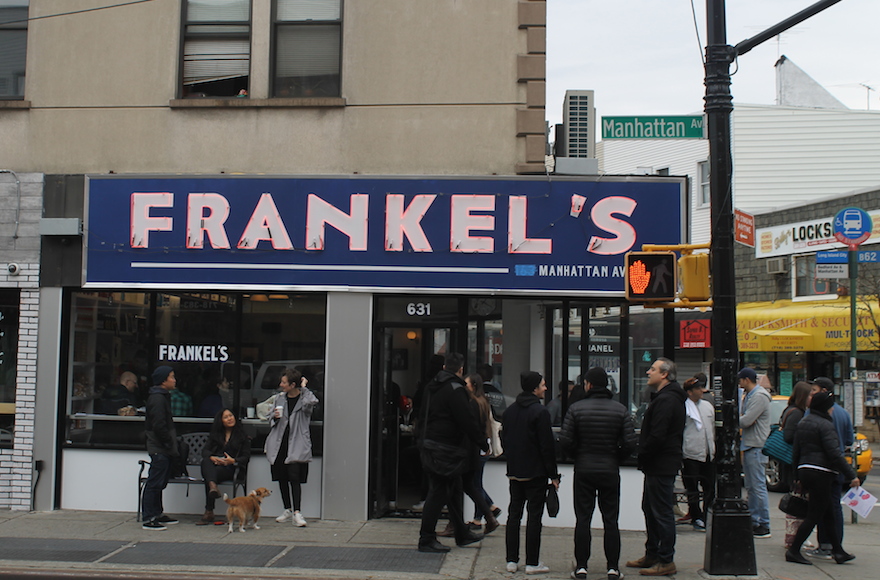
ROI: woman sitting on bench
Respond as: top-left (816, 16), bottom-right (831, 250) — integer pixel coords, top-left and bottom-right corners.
top-left (198, 408), bottom-right (251, 524)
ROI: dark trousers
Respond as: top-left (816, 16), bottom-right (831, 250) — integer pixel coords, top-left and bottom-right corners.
top-left (419, 470), bottom-right (468, 544)
top-left (142, 453), bottom-right (172, 522)
top-left (506, 478), bottom-right (547, 566)
top-left (462, 464), bottom-right (494, 524)
top-left (471, 455), bottom-right (495, 521)
top-left (816, 473), bottom-right (845, 548)
top-left (792, 468), bottom-right (844, 553)
top-left (681, 458), bottom-right (715, 521)
top-left (642, 474), bottom-right (676, 564)
top-left (200, 458), bottom-right (235, 511)
top-left (574, 472), bottom-right (621, 571)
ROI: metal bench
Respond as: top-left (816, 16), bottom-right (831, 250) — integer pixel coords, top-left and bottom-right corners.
top-left (137, 432), bottom-right (247, 521)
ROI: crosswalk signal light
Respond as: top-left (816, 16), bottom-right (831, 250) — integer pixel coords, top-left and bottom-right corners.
top-left (625, 251), bottom-right (677, 301)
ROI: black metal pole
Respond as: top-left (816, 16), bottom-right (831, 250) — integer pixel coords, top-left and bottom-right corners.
top-left (702, 0), bottom-right (845, 575)
top-left (703, 1), bottom-right (756, 574)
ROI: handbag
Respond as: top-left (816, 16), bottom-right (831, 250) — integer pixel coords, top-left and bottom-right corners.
top-left (545, 484), bottom-right (560, 518)
top-left (762, 428), bottom-right (793, 465)
top-left (419, 438), bottom-right (470, 476)
top-left (779, 491), bottom-right (809, 518)
top-left (488, 416), bottom-right (504, 458)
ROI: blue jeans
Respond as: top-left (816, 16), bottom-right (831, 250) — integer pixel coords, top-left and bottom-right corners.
top-left (742, 447), bottom-right (769, 528)
top-left (142, 453), bottom-right (172, 522)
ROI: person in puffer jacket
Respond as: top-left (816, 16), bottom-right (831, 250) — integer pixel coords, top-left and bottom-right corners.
top-left (785, 392), bottom-right (859, 566)
top-left (559, 367), bottom-right (637, 580)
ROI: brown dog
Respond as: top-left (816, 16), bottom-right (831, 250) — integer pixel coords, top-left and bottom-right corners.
top-left (224, 487), bottom-right (272, 533)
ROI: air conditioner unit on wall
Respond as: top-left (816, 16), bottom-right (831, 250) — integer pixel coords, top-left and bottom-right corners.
top-left (766, 257), bottom-right (788, 275)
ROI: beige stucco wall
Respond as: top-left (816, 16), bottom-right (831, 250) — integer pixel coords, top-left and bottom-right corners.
top-left (2, 0), bottom-right (545, 175)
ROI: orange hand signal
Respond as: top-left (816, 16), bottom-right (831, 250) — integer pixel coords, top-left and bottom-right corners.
top-left (628, 260), bottom-right (651, 294)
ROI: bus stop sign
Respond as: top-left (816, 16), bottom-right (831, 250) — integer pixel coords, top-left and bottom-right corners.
top-left (833, 207), bottom-right (873, 249)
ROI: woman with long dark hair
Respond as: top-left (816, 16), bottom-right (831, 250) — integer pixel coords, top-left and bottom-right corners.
top-left (786, 392), bottom-right (859, 565)
top-left (198, 408), bottom-right (251, 524)
top-left (265, 368), bottom-right (318, 527)
top-left (779, 381), bottom-right (814, 490)
top-left (464, 373), bottom-right (502, 533)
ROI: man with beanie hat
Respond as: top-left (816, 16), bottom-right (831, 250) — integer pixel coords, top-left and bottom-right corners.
top-left (738, 366), bottom-right (772, 539)
top-left (560, 367), bottom-right (637, 580)
top-left (142, 365), bottom-right (180, 530)
top-left (501, 371), bottom-right (559, 575)
top-left (627, 357), bottom-right (685, 576)
top-left (808, 377), bottom-right (854, 560)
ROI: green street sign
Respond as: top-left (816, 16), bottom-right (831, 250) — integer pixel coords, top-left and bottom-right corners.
top-left (602, 116), bottom-right (704, 139)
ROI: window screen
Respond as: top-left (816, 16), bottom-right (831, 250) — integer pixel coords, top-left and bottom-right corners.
top-left (273, 0), bottom-right (341, 98)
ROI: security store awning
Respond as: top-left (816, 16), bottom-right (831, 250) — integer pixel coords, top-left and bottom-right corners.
top-left (737, 298), bottom-right (880, 352)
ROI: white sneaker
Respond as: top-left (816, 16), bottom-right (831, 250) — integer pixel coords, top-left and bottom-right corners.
top-left (293, 510), bottom-right (307, 527)
top-left (525, 563), bottom-right (550, 575)
top-left (506, 561), bottom-right (519, 573)
top-left (607, 569), bottom-right (624, 580)
top-left (276, 508), bottom-right (293, 523)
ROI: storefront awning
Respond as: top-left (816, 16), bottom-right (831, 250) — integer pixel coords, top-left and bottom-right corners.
top-left (737, 298), bottom-right (880, 352)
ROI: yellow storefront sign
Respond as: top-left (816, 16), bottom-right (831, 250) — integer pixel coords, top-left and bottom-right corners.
top-left (737, 298), bottom-right (880, 352)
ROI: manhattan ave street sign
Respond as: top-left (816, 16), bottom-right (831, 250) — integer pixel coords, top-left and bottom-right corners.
top-left (602, 115), bottom-right (704, 139)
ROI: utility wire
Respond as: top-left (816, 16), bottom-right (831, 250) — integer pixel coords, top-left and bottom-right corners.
top-left (690, 0), bottom-right (705, 65)
top-left (0, 0), bottom-right (155, 26)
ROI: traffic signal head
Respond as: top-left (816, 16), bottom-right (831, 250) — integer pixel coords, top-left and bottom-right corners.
top-left (625, 251), bottom-right (677, 301)
top-left (679, 252), bottom-right (711, 302)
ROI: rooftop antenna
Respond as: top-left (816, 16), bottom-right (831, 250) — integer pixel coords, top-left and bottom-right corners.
top-left (859, 83), bottom-right (875, 110)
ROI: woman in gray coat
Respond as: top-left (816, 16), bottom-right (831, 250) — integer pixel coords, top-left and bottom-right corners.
top-left (265, 368), bottom-right (318, 527)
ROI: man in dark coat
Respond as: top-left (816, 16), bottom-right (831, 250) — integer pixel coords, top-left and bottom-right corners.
top-left (417, 353), bottom-right (486, 553)
top-left (141, 365), bottom-right (180, 530)
top-left (560, 367), bottom-right (637, 580)
top-left (502, 371), bottom-right (559, 575)
top-left (626, 358), bottom-right (686, 577)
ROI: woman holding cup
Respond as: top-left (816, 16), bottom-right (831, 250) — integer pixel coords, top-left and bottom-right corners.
top-left (265, 368), bottom-right (318, 526)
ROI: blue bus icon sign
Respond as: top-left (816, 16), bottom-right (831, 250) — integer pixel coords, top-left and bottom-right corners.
top-left (834, 207), bottom-right (872, 248)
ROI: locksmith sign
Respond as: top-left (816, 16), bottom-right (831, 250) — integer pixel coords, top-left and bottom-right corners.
top-left (757, 210), bottom-right (880, 258)
top-left (84, 175), bottom-right (685, 295)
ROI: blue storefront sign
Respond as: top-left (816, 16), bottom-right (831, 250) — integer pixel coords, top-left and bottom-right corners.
top-left (84, 175), bottom-right (685, 295)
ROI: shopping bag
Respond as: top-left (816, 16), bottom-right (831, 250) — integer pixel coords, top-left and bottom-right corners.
top-left (762, 429), bottom-right (793, 465)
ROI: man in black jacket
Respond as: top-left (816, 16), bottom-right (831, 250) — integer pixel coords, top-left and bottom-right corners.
top-left (626, 358), bottom-right (686, 577)
top-left (560, 367), bottom-right (637, 580)
top-left (502, 371), bottom-right (559, 575)
top-left (142, 365), bottom-right (180, 530)
top-left (417, 353), bottom-right (485, 553)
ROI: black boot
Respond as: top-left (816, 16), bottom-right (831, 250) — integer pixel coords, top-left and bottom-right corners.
top-left (785, 549), bottom-right (812, 565)
top-left (832, 551), bottom-right (855, 564)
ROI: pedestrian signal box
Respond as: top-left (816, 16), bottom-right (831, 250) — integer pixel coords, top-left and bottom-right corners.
top-left (625, 251), bottom-right (677, 301)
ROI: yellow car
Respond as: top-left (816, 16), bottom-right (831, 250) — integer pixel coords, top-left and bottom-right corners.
top-left (765, 395), bottom-right (872, 492)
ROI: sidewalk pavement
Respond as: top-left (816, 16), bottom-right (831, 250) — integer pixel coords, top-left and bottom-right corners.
top-left (0, 492), bottom-right (877, 580)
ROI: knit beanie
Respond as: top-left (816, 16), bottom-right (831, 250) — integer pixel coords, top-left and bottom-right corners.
top-left (520, 371), bottom-right (543, 393)
top-left (152, 365), bottom-right (174, 386)
top-left (585, 367), bottom-right (608, 389)
top-left (810, 391), bottom-right (834, 414)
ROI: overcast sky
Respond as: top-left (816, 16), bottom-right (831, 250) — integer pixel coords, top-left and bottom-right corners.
top-left (546, 0), bottom-right (880, 127)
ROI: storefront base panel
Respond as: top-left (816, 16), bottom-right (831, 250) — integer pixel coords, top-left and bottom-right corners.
top-left (60, 449), bottom-right (322, 519)
top-left (467, 462), bottom-right (646, 531)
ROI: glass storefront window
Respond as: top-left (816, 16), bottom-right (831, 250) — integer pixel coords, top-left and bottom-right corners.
top-left (628, 306), bottom-right (663, 428)
top-left (0, 289), bottom-right (19, 449)
top-left (65, 291), bottom-right (326, 454)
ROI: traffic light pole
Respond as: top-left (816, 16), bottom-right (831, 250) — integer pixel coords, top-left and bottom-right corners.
top-left (703, 0), bottom-right (842, 575)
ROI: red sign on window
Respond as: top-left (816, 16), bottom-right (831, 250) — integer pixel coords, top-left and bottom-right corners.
top-left (680, 319), bottom-right (711, 348)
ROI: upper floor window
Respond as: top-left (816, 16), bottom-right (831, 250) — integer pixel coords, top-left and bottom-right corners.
top-left (272, 0), bottom-right (341, 98)
top-left (794, 254), bottom-right (834, 298)
top-left (0, 0), bottom-right (28, 100)
top-left (182, 0), bottom-right (252, 98)
top-left (697, 160), bottom-right (710, 206)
